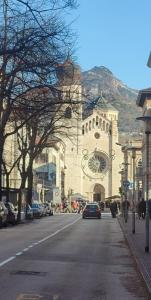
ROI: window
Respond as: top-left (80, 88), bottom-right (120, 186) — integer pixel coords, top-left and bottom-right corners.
top-left (99, 118), bottom-right (102, 129)
top-left (82, 125), bottom-right (84, 135)
top-left (103, 121), bottom-right (105, 131)
top-left (64, 106), bottom-right (72, 119)
top-left (89, 121), bottom-right (92, 130)
top-left (96, 116), bottom-right (98, 126)
top-left (94, 132), bottom-right (100, 139)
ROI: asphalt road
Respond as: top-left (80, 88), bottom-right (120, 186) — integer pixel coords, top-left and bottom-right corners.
top-left (0, 213), bottom-right (148, 300)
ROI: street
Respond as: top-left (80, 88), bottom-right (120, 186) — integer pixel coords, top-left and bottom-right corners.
top-left (0, 213), bottom-right (148, 300)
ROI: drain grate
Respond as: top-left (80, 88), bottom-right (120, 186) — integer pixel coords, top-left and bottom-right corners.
top-left (11, 270), bottom-right (47, 276)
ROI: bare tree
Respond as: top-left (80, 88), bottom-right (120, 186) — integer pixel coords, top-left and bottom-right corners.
top-left (0, 0), bottom-right (78, 200)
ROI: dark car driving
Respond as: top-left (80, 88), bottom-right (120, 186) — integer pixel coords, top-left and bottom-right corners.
top-left (82, 202), bottom-right (101, 219)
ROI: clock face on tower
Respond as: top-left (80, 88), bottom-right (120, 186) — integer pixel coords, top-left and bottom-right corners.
top-left (81, 150), bottom-right (109, 179)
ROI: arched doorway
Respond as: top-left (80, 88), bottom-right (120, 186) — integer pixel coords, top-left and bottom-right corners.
top-left (93, 184), bottom-right (105, 202)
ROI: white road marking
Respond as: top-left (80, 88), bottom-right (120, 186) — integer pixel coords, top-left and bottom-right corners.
top-left (16, 252), bottom-right (23, 256)
top-left (0, 217), bottom-right (81, 268)
top-left (0, 256), bottom-right (16, 267)
top-left (22, 248), bottom-right (29, 252)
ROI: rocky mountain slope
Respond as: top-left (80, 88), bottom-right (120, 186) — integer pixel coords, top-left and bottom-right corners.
top-left (82, 66), bottom-right (142, 133)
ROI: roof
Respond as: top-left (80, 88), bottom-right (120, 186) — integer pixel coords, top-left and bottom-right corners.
top-left (56, 56), bottom-right (81, 84)
top-left (94, 95), bottom-right (118, 112)
top-left (136, 87), bottom-right (151, 107)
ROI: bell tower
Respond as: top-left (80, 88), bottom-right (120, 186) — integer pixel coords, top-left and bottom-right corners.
top-left (57, 56), bottom-right (83, 197)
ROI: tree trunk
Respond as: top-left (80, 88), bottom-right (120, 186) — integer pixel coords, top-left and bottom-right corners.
top-left (26, 163), bottom-right (33, 207)
top-left (0, 134), bottom-right (4, 201)
top-left (17, 175), bottom-right (26, 223)
top-left (5, 173), bottom-right (10, 202)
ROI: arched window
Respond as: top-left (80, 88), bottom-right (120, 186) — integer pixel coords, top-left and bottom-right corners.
top-left (106, 123), bottom-right (109, 132)
top-left (99, 118), bottom-right (102, 129)
top-left (96, 116), bottom-right (98, 126)
top-left (64, 106), bottom-right (72, 118)
top-left (93, 118), bottom-right (95, 128)
top-left (86, 123), bottom-right (88, 132)
top-left (103, 121), bottom-right (105, 131)
top-left (82, 125), bottom-right (84, 135)
top-left (89, 121), bottom-right (92, 130)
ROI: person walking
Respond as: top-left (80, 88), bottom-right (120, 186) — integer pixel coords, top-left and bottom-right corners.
top-left (138, 198), bottom-right (146, 219)
top-left (122, 199), bottom-right (130, 223)
top-left (110, 201), bottom-right (118, 218)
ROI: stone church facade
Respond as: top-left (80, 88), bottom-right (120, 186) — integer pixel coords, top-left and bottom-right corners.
top-left (59, 60), bottom-right (123, 202)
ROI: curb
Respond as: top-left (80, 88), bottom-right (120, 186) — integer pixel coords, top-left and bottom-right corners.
top-left (118, 216), bottom-right (151, 299)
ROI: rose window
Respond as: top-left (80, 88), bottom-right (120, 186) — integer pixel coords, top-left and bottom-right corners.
top-left (88, 152), bottom-right (107, 173)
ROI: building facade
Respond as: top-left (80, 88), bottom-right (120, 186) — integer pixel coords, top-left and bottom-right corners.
top-left (57, 59), bottom-right (123, 202)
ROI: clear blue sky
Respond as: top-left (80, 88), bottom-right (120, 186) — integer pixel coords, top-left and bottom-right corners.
top-left (68, 0), bottom-right (151, 90)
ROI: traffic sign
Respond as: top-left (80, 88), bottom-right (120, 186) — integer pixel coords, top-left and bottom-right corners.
top-left (123, 180), bottom-right (130, 188)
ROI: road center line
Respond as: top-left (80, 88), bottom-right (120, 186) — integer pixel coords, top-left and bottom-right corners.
top-left (0, 256), bottom-right (16, 267)
top-left (0, 216), bottom-right (81, 268)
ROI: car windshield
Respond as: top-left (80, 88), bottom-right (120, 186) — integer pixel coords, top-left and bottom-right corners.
top-left (32, 204), bottom-right (39, 208)
top-left (86, 204), bottom-right (98, 209)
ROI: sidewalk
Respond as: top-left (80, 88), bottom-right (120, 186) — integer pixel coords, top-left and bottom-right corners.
top-left (118, 213), bottom-right (151, 297)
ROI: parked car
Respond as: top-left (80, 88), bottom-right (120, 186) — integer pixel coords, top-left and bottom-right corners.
top-left (25, 204), bottom-right (34, 220)
top-left (41, 204), bottom-right (48, 216)
top-left (5, 202), bottom-right (17, 225)
top-left (31, 202), bottom-right (43, 218)
top-left (82, 202), bottom-right (101, 219)
top-left (0, 202), bottom-right (8, 227)
top-left (43, 202), bottom-right (53, 216)
top-left (16, 204), bottom-right (34, 221)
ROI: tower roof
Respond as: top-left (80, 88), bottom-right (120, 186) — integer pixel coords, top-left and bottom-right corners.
top-left (56, 56), bottom-right (81, 85)
top-left (94, 95), bottom-right (118, 112)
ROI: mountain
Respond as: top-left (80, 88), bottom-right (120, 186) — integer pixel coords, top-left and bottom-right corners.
top-left (81, 66), bottom-right (142, 133)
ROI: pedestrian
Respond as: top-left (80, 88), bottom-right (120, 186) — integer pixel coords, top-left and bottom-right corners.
top-left (122, 199), bottom-right (130, 222)
top-left (138, 198), bottom-right (146, 219)
top-left (110, 201), bottom-right (118, 218)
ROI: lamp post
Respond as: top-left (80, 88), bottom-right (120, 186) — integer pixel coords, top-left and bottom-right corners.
top-left (118, 168), bottom-right (124, 215)
top-left (132, 149), bottom-right (136, 234)
top-left (127, 146), bottom-right (141, 234)
top-left (116, 142), bottom-right (130, 222)
top-left (136, 116), bottom-right (151, 252)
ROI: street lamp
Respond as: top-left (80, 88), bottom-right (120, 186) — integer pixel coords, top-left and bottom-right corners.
top-left (116, 142), bottom-right (130, 222)
top-left (136, 116), bottom-right (151, 252)
top-left (127, 146), bottom-right (141, 234)
top-left (118, 168), bottom-right (124, 214)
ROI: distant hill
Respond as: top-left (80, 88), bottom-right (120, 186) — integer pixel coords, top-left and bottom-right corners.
top-left (82, 66), bottom-right (142, 133)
